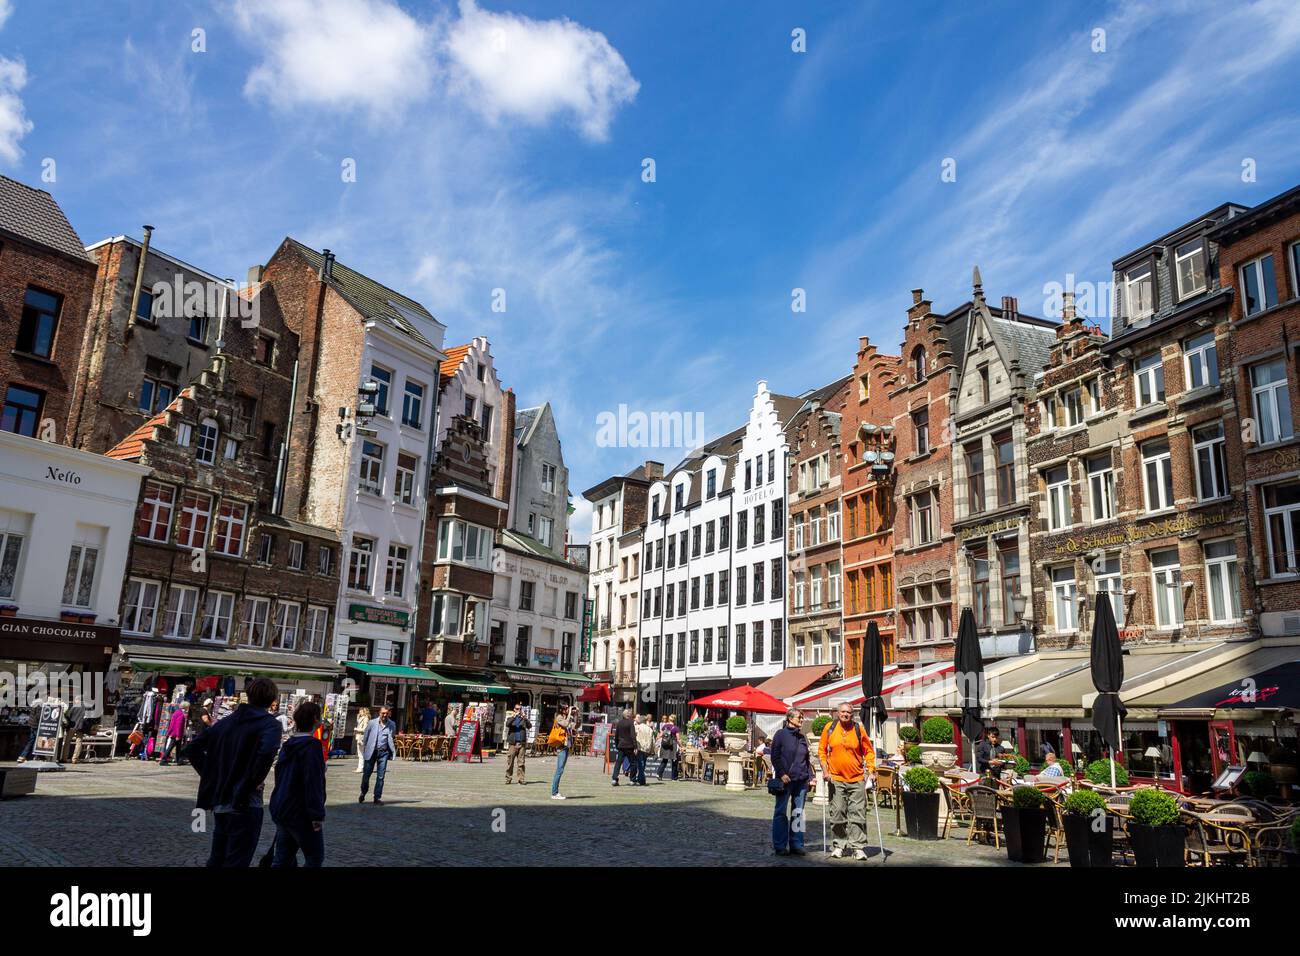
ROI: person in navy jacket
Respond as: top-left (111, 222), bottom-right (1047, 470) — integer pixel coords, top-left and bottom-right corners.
top-left (269, 700), bottom-right (327, 867)
top-left (769, 708), bottom-right (815, 856)
top-left (358, 705), bottom-right (398, 804)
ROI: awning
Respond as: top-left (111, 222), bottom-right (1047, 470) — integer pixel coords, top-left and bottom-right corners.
top-left (1127, 642), bottom-right (1300, 716)
top-left (789, 662), bottom-right (954, 710)
top-left (755, 664), bottom-right (836, 700)
top-left (120, 643), bottom-right (343, 681)
top-left (345, 662), bottom-right (440, 685)
top-left (426, 669), bottom-right (509, 695)
top-left (493, 665), bottom-right (594, 690)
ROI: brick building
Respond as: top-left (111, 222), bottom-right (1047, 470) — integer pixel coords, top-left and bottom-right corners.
top-left (950, 274), bottom-right (1057, 660)
top-left (1210, 184), bottom-right (1300, 636)
top-left (839, 336), bottom-right (901, 672)
top-left (0, 175), bottom-right (97, 445)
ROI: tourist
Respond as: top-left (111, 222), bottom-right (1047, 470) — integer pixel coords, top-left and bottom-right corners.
top-left (15, 705), bottom-right (38, 763)
top-left (352, 707), bottom-right (370, 773)
top-left (185, 677), bottom-right (282, 868)
top-left (159, 701), bottom-right (190, 766)
top-left (270, 698), bottom-right (292, 741)
top-left (358, 705), bottom-right (398, 805)
top-left (1041, 751), bottom-right (1065, 778)
top-left (770, 709), bottom-right (814, 856)
top-left (420, 701), bottom-right (438, 735)
top-left (611, 708), bottom-right (638, 787)
top-left (269, 700), bottom-right (327, 868)
top-left (550, 704), bottom-right (577, 799)
top-left (504, 702), bottom-right (530, 785)
top-left (634, 713), bottom-right (654, 786)
top-left (657, 716), bottom-right (679, 780)
top-left (818, 701), bottom-right (876, 860)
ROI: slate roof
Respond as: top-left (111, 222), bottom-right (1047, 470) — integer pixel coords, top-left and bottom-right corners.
top-left (0, 175), bottom-right (94, 263)
top-left (284, 238), bottom-right (438, 350)
top-left (500, 528), bottom-right (573, 568)
top-left (993, 314), bottom-right (1056, 377)
top-left (515, 405), bottom-right (541, 445)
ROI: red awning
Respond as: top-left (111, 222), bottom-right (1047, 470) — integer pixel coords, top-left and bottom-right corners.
top-left (578, 682), bottom-right (611, 703)
top-left (688, 684), bottom-right (789, 715)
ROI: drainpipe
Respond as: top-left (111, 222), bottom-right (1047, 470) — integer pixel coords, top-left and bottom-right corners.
top-left (274, 359), bottom-right (299, 515)
top-left (124, 225), bottom-right (154, 340)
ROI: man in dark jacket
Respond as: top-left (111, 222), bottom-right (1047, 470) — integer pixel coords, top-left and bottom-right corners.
top-left (769, 708), bottom-right (814, 856)
top-left (269, 700), bottom-right (327, 867)
top-left (185, 677), bottom-right (281, 867)
top-left (611, 709), bottom-right (637, 787)
top-left (504, 703), bottom-right (531, 785)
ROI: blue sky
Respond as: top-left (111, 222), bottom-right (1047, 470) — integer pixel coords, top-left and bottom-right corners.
top-left (4, 0), bottom-right (1300, 542)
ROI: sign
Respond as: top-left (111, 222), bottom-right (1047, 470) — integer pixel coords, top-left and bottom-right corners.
top-left (581, 598), bottom-right (594, 662)
top-left (958, 515), bottom-right (1023, 542)
top-left (34, 700), bottom-right (64, 758)
top-left (534, 646), bottom-right (558, 665)
top-left (451, 718), bottom-right (482, 763)
top-left (348, 604), bottom-right (410, 629)
top-left (1054, 510), bottom-right (1229, 555)
top-left (591, 721), bottom-right (612, 757)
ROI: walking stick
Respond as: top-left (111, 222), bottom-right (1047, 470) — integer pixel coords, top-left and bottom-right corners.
top-left (820, 776), bottom-right (827, 853)
top-left (870, 773), bottom-right (886, 862)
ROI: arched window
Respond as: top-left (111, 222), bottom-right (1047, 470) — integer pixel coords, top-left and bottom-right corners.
top-left (911, 346), bottom-right (927, 382)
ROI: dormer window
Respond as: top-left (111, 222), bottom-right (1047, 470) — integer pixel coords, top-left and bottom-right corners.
top-left (1174, 239), bottom-right (1206, 300)
top-left (1124, 264), bottom-right (1154, 322)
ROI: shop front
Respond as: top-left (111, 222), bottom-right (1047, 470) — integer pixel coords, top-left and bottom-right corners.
top-left (343, 661), bottom-right (443, 734)
top-left (493, 664), bottom-right (591, 742)
top-left (423, 668), bottom-right (509, 747)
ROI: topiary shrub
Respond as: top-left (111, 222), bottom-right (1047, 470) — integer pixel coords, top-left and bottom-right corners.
top-left (1013, 755), bottom-right (1032, 776)
top-left (1129, 788), bottom-right (1181, 827)
top-left (1010, 785), bottom-right (1049, 809)
top-left (1241, 770), bottom-right (1276, 797)
top-left (724, 715), bottom-right (747, 733)
top-left (898, 725), bottom-right (919, 743)
top-left (810, 715), bottom-right (832, 737)
top-left (921, 716), bottom-right (954, 744)
top-left (1085, 758), bottom-right (1130, 787)
top-left (1064, 789), bottom-right (1107, 817)
top-left (905, 744), bottom-right (922, 765)
top-left (903, 766), bottom-right (940, 794)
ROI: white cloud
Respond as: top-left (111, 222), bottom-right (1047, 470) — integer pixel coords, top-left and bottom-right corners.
top-left (0, 1), bottom-right (13, 30)
top-left (0, 56), bottom-right (32, 165)
top-left (444, 0), bottom-right (638, 141)
top-left (229, 0), bottom-right (436, 117)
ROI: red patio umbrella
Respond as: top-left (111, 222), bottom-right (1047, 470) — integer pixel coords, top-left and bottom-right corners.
top-left (577, 682), bottom-right (611, 703)
top-left (688, 684), bottom-right (788, 715)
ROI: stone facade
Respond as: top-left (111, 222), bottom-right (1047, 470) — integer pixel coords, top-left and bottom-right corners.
top-left (508, 403), bottom-right (569, 552)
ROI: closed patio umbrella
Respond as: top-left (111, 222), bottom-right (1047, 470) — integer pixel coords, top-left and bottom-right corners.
top-left (859, 620), bottom-right (888, 861)
top-left (1090, 594), bottom-right (1127, 788)
top-left (953, 606), bottom-right (985, 772)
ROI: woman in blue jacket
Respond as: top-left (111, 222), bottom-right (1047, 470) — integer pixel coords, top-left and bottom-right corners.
top-left (769, 708), bottom-right (814, 857)
top-left (269, 701), bottom-right (327, 867)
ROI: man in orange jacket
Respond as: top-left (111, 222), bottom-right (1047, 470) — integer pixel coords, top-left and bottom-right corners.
top-left (818, 702), bottom-right (877, 860)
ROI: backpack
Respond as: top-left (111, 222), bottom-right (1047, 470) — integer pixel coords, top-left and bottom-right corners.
top-left (824, 721), bottom-right (869, 756)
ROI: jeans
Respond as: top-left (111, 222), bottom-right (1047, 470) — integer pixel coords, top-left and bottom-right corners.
top-left (18, 724), bottom-right (37, 760)
top-left (272, 821), bottom-right (324, 868)
top-left (657, 754), bottom-right (677, 779)
top-left (828, 778), bottom-right (869, 852)
top-left (206, 808), bottom-right (264, 867)
top-left (772, 779), bottom-right (809, 851)
top-left (551, 746), bottom-right (569, 795)
top-left (360, 750), bottom-right (390, 801)
top-left (635, 752), bottom-right (648, 785)
top-left (159, 736), bottom-right (184, 764)
top-left (612, 749), bottom-right (636, 783)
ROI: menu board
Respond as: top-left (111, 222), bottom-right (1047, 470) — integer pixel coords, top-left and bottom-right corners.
top-left (34, 701), bottom-right (64, 758)
top-left (451, 718), bottom-right (482, 763)
top-left (591, 721), bottom-right (612, 757)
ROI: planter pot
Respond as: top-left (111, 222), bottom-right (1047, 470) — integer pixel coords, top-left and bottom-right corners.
top-left (59, 612), bottom-right (80, 622)
top-left (78, 614), bottom-right (96, 625)
top-left (1000, 806), bottom-right (1049, 863)
top-left (919, 742), bottom-right (957, 771)
top-left (1270, 764), bottom-right (1298, 784)
top-left (1063, 813), bottom-right (1114, 867)
top-left (0, 606), bottom-right (17, 617)
top-left (1129, 823), bottom-right (1186, 868)
top-left (902, 790), bottom-right (941, 840)
top-left (723, 732), bottom-right (746, 753)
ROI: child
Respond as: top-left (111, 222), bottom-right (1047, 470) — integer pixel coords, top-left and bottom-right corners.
top-left (269, 700), bottom-right (327, 867)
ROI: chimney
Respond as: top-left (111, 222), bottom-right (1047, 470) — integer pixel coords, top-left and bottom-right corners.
top-left (1062, 291), bottom-right (1076, 322)
top-left (319, 249), bottom-right (335, 281)
top-left (247, 264), bottom-right (264, 285)
top-left (911, 289), bottom-right (924, 305)
top-left (125, 225), bottom-right (155, 338)
top-left (1001, 295), bottom-right (1018, 320)
top-left (644, 460), bottom-right (664, 480)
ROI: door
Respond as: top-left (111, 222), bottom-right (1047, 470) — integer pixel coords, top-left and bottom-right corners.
top-left (1209, 720), bottom-right (1236, 778)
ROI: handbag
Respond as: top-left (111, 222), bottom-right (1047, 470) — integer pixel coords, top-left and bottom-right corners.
top-left (547, 723), bottom-right (567, 746)
top-left (767, 777), bottom-right (786, 796)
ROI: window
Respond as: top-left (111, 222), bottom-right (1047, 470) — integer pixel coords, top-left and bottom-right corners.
top-left (1041, 394), bottom-right (1059, 432)
top-left (176, 422), bottom-right (192, 447)
top-left (480, 403), bottom-right (493, 438)
top-left (1046, 465), bottom-right (1071, 531)
top-left (0, 519), bottom-right (24, 599)
top-left (1086, 377), bottom-right (1102, 416)
top-left (519, 580), bottom-right (535, 611)
top-left (318, 546), bottom-right (333, 575)
top-left (1150, 549), bottom-right (1183, 628)
top-left (395, 452), bottom-right (418, 505)
top-left (195, 418), bottom-right (219, 465)
top-left (718, 570), bottom-right (729, 605)
top-left (136, 481), bottom-right (175, 541)
top-left (1141, 440), bottom-right (1174, 512)
top-left (692, 526), bottom-right (701, 558)
top-left (913, 408), bottom-right (929, 455)
top-left (826, 502), bottom-right (840, 541)
top-left (401, 379), bottom-right (425, 428)
top-left (261, 422), bottom-right (276, 457)
top-left (1087, 455), bottom-right (1115, 522)
top-left (771, 619), bottom-right (784, 662)
top-left (346, 637), bottom-right (372, 662)
top-left (1134, 352), bottom-right (1165, 407)
top-left (304, 606), bottom-right (329, 654)
top-left (136, 289), bottom-right (155, 324)
top-left (123, 578), bottom-right (161, 634)
top-left (61, 542), bottom-right (98, 607)
top-left (17, 287), bottom-right (61, 358)
top-left (771, 557), bottom-right (783, 599)
top-left (736, 509), bottom-right (748, 549)
top-left (1240, 255), bottom-right (1277, 316)
top-left (187, 313), bottom-right (208, 343)
top-left (745, 460), bottom-right (753, 491)
top-left (734, 624), bottom-right (746, 663)
top-left (1204, 541), bottom-right (1241, 624)
top-left (1175, 239), bottom-right (1207, 300)
top-left (773, 498), bottom-right (785, 536)
top-left (1095, 554), bottom-right (1124, 626)
top-left (706, 469), bottom-right (716, 499)
top-left (162, 585), bottom-right (199, 639)
top-left (258, 533), bottom-right (274, 564)
top-left (1264, 483), bottom-right (1300, 575)
top-left (199, 591), bottom-right (235, 643)
top-left (538, 516), bottom-right (553, 548)
top-left (972, 548), bottom-right (990, 627)
top-left (1, 386), bottom-right (42, 437)
top-left (370, 365), bottom-right (392, 416)
top-left (719, 515), bottom-right (730, 550)
top-left (255, 334), bottom-right (274, 366)
top-left (435, 519), bottom-right (493, 568)
top-left (360, 441), bottom-right (385, 495)
top-left (911, 346), bottom-right (926, 381)
top-left (1251, 359), bottom-right (1293, 445)
top-left (223, 437), bottom-right (237, 460)
top-left (176, 491), bottom-right (212, 550)
top-left (674, 483), bottom-right (684, 511)
top-left (212, 500), bottom-right (248, 556)
top-left (753, 561), bottom-right (764, 603)
top-left (429, 592), bottom-right (463, 637)
top-left (385, 544), bottom-right (409, 597)
top-left (965, 443), bottom-right (985, 514)
top-left (272, 601), bottom-right (301, 650)
top-left (978, 364), bottom-right (991, 404)
top-left (999, 545), bottom-right (1020, 626)
top-left (756, 454), bottom-right (764, 486)
top-left (1183, 331), bottom-right (1219, 390)
top-left (139, 370), bottom-right (176, 414)
top-left (689, 629), bottom-right (699, 664)
top-left (752, 621), bottom-right (764, 664)
top-left (1124, 263), bottom-right (1154, 321)
top-left (541, 462), bottom-right (557, 494)
top-left (1064, 387), bottom-right (1085, 427)
top-left (753, 506), bottom-right (765, 545)
top-left (768, 450), bottom-right (776, 484)
top-left (1192, 423), bottom-right (1228, 501)
top-left (912, 489), bottom-right (935, 545)
top-left (348, 536), bottom-right (375, 590)
top-left (1051, 566), bottom-right (1077, 632)
top-left (994, 432), bottom-right (1015, 506)
top-left (735, 566), bottom-right (747, 606)
top-left (240, 597), bottom-right (270, 647)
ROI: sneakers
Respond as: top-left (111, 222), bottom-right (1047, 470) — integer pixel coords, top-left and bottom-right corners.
top-left (790, 847), bottom-right (806, 856)
top-left (551, 793), bottom-right (566, 800)
top-left (829, 847), bottom-right (845, 859)
top-left (853, 849), bottom-right (869, 861)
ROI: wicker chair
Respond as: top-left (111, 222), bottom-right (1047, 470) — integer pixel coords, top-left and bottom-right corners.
top-left (941, 779), bottom-right (974, 839)
top-left (1252, 823), bottom-right (1294, 867)
top-left (966, 785), bottom-right (1001, 848)
top-left (873, 767), bottom-right (896, 809)
top-left (1183, 811), bottom-right (1253, 867)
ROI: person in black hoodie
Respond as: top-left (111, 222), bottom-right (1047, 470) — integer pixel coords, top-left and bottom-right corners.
top-left (185, 677), bottom-right (282, 867)
top-left (611, 709), bottom-right (638, 787)
top-left (270, 700), bottom-right (327, 867)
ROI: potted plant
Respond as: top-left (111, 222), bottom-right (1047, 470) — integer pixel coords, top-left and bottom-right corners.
top-left (1084, 758), bottom-right (1130, 787)
top-left (905, 744), bottom-right (922, 766)
top-left (1128, 788), bottom-right (1185, 868)
top-left (1000, 785), bottom-right (1051, 863)
top-left (918, 716), bottom-right (957, 771)
top-left (901, 766), bottom-right (941, 840)
top-left (810, 715), bottom-right (832, 738)
top-left (1062, 789), bottom-right (1113, 867)
top-left (0, 604), bottom-right (17, 617)
top-left (724, 714), bottom-right (748, 752)
top-left (78, 612), bottom-right (96, 625)
top-left (59, 610), bottom-right (80, 622)
top-left (688, 717), bottom-right (707, 742)
top-left (1013, 755), bottom-right (1032, 777)
top-left (898, 724), bottom-right (919, 745)
top-left (1241, 770), bottom-right (1277, 798)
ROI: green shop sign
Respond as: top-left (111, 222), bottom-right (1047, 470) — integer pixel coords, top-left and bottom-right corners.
top-left (348, 604), bottom-right (410, 629)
